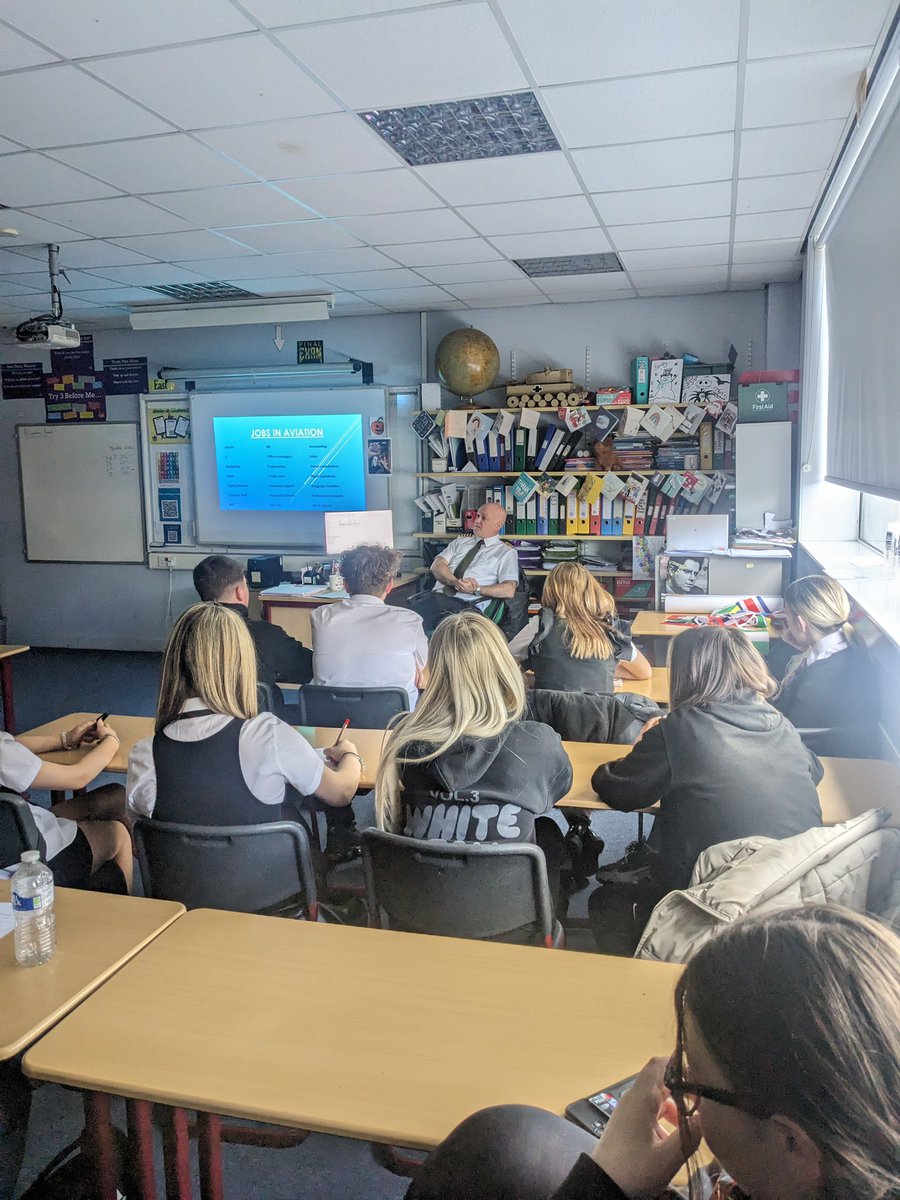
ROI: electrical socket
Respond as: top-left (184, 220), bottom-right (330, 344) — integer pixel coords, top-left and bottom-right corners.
top-left (153, 554), bottom-right (177, 568)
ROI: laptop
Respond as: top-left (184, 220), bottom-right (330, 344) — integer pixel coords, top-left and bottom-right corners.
top-left (666, 514), bottom-right (730, 553)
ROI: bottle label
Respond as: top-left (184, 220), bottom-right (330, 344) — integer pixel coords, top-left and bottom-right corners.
top-left (12, 884), bottom-right (53, 913)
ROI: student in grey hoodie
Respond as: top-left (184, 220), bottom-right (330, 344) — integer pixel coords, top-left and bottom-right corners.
top-left (376, 610), bottom-right (572, 884)
top-left (588, 625), bottom-right (823, 951)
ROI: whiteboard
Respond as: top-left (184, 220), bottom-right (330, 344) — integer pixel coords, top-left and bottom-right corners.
top-left (324, 509), bottom-right (394, 554)
top-left (17, 423), bottom-right (145, 563)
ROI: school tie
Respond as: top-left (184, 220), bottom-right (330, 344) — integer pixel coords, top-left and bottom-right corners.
top-left (453, 539), bottom-right (484, 580)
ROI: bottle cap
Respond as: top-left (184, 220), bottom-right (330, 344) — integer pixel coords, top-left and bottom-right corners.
top-left (20, 850), bottom-right (40, 863)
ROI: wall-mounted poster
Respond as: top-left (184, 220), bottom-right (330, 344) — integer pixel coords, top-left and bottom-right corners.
top-left (648, 358), bottom-right (684, 405)
top-left (658, 553), bottom-right (710, 599)
top-left (367, 438), bottom-right (392, 475)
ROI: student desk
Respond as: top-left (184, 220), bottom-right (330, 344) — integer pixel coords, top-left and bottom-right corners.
top-left (260, 574), bottom-right (419, 645)
top-left (23, 910), bottom-right (682, 1200)
top-left (615, 668), bottom-right (670, 705)
top-left (0, 645), bottom-right (29, 735)
top-left (631, 612), bottom-right (779, 639)
top-left (0, 884), bottom-right (183, 1062)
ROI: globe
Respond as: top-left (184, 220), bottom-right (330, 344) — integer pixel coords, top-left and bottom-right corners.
top-left (434, 327), bottom-right (500, 399)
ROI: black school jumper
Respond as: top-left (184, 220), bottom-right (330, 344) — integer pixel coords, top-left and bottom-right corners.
top-left (772, 643), bottom-right (879, 758)
top-left (526, 609), bottom-right (635, 693)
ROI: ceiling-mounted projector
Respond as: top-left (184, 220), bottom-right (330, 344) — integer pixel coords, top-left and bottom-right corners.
top-left (14, 243), bottom-right (80, 348)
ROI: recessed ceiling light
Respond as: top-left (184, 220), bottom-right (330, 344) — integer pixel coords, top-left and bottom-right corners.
top-left (360, 92), bottom-right (559, 167)
top-left (515, 252), bottom-right (624, 278)
top-left (145, 281), bottom-right (260, 303)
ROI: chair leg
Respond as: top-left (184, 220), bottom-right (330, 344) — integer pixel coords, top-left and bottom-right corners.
top-left (371, 1141), bottom-right (428, 1179)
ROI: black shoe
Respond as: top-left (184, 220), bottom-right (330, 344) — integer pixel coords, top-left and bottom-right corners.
top-left (595, 840), bottom-right (658, 885)
top-left (324, 825), bottom-right (362, 865)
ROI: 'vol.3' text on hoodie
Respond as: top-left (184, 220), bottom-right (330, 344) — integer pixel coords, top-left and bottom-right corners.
top-left (398, 721), bottom-right (573, 845)
top-left (591, 700), bottom-right (824, 890)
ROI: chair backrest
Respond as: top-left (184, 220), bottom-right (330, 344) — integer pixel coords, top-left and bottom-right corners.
top-left (362, 830), bottom-right (555, 945)
top-left (526, 689), bottom-right (643, 744)
top-left (297, 684), bottom-right (409, 727)
top-left (134, 819), bottom-right (317, 919)
top-left (0, 791), bottom-right (45, 867)
top-left (257, 681), bottom-right (277, 713)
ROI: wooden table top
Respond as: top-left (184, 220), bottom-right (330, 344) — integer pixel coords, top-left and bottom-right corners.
top-left (261, 574), bottom-right (419, 606)
top-left (0, 884), bottom-right (183, 1061)
top-left (23, 910), bottom-right (681, 1146)
top-left (27, 714), bottom-right (899, 827)
top-left (631, 611), bottom-right (779, 639)
top-left (0, 645), bottom-right (29, 661)
top-left (615, 667), bottom-right (669, 705)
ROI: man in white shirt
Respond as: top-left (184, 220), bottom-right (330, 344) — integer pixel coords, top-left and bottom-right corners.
top-left (311, 544), bottom-right (428, 709)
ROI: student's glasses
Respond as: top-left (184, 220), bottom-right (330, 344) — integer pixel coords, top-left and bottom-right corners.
top-left (664, 1061), bottom-right (774, 1120)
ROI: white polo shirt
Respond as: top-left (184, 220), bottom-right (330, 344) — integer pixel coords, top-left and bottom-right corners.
top-left (127, 699), bottom-right (326, 818)
top-left (311, 594), bottom-right (428, 710)
top-left (435, 534), bottom-right (519, 603)
top-left (0, 732), bottom-right (78, 875)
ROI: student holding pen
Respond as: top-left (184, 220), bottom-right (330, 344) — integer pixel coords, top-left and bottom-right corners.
top-left (127, 604), bottom-right (362, 834)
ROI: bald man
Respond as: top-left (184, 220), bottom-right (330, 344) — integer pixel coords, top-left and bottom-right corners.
top-left (415, 502), bottom-right (520, 635)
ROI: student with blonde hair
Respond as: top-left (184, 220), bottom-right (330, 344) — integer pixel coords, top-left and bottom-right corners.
top-left (127, 603), bottom-right (361, 828)
top-left (587, 625), bottom-right (823, 953)
top-left (525, 562), bottom-right (651, 693)
top-left (376, 610), bottom-right (571, 879)
top-left (774, 574), bottom-right (877, 756)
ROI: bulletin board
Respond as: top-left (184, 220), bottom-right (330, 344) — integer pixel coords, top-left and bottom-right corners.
top-left (140, 394), bottom-right (197, 549)
top-left (17, 423), bottom-right (145, 563)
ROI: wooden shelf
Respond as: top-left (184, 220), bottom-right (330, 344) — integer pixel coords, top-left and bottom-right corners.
top-left (412, 532), bottom-right (634, 541)
top-left (447, 402), bottom-right (696, 413)
top-left (411, 565), bottom-right (630, 577)
top-left (415, 469), bottom-right (717, 479)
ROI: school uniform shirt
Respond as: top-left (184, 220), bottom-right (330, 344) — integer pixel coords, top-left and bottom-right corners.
top-left (310, 594), bottom-right (428, 710)
top-left (526, 608), bottom-right (638, 693)
top-left (773, 631), bottom-right (878, 756)
top-left (127, 699), bottom-right (325, 818)
top-left (397, 720), bottom-right (572, 844)
top-left (434, 534), bottom-right (519, 606)
top-left (0, 732), bottom-right (78, 876)
top-left (591, 700), bottom-right (824, 891)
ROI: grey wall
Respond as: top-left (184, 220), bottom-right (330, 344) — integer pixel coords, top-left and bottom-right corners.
top-left (1, 286), bottom-right (786, 650)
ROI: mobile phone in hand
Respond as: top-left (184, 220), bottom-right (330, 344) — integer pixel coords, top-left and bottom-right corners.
top-left (566, 1076), bottom-right (637, 1138)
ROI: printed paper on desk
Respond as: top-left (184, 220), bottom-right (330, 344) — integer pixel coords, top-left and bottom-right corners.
top-left (622, 473), bottom-right (649, 505)
top-left (444, 409), bottom-right (468, 439)
top-left (602, 472), bottom-right (626, 501)
top-left (555, 473), bottom-right (579, 496)
top-left (716, 402), bottom-right (738, 436)
top-left (512, 472), bottom-right (538, 502)
top-left (622, 407), bottom-right (644, 436)
top-left (517, 408), bottom-right (541, 430)
top-left (563, 407), bottom-right (591, 433)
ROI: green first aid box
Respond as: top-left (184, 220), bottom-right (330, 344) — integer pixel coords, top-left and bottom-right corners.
top-left (738, 382), bottom-right (788, 422)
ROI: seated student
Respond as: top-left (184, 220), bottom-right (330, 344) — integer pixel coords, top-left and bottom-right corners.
top-left (0, 719), bottom-right (133, 890)
top-left (375, 610), bottom-right (572, 887)
top-left (127, 603), bottom-right (361, 835)
top-left (192, 555), bottom-right (313, 709)
top-left (406, 905), bottom-right (900, 1200)
top-left (525, 561), bottom-right (651, 692)
top-left (311, 544), bottom-right (428, 710)
top-left (773, 574), bottom-right (878, 757)
top-left (588, 625), bottom-right (823, 953)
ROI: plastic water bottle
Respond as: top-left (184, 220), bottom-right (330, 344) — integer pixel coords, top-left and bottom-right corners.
top-left (12, 851), bottom-right (56, 967)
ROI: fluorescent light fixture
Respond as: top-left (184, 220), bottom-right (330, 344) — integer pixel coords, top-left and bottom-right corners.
top-left (515, 252), bottom-right (623, 278)
top-left (129, 296), bottom-right (334, 330)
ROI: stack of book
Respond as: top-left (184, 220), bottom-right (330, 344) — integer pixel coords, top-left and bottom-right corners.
top-left (656, 437), bottom-right (701, 470)
top-left (508, 540), bottom-right (543, 572)
top-left (613, 436), bottom-right (655, 471)
top-left (579, 545), bottom-right (621, 573)
top-left (542, 540), bottom-right (580, 569)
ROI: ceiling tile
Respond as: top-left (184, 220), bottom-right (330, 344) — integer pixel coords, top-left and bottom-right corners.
top-left (0, 0), bottom-right (254, 55)
top-left (628, 265), bottom-right (729, 288)
top-left (459, 196), bottom-right (595, 237)
top-left (109, 230), bottom-right (256, 260)
top-left (487, 229), bottom-right (612, 258)
top-left (353, 284), bottom-right (454, 304)
top-left (445, 280), bottom-right (543, 302)
top-left (415, 152), bottom-right (582, 208)
top-left (11, 268), bottom-right (128, 292)
top-left (284, 246), bottom-right (399, 273)
top-left (543, 65), bottom-right (737, 148)
top-left (608, 216), bottom-right (731, 251)
top-left (731, 238), bottom-right (802, 264)
top-left (217, 221), bottom-right (360, 254)
top-left (730, 262), bottom-right (803, 284)
top-left (85, 36), bottom-right (338, 130)
top-left (620, 244), bottom-right (730, 270)
top-left (66, 286), bottom-right (168, 304)
top-left (230, 275), bottom-right (333, 294)
top-left (743, 49), bottom-right (871, 128)
top-left (21, 241), bottom-right (158, 269)
top-left (739, 120), bottom-right (846, 176)
top-left (636, 283), bottom-right (727, 297)
top-left (0, 248), bottom-right (53, 272)
top-left (177, 255), bottom-right (308, 280)
top-left (316, 267), bottom-right (426, 289)
top-left (736, 171), bottom-right (825, 215)
top-left (594, 181), bottom-right (732, 226)
top-left (0, 66), bottom-right (172, 148)
top-left (733, 209), bottom-right (809, 242)
top-left (199, 113), bottom-right (400, 181)
top-left (548, 288), bottom-right (635, 303)
top-left (149, 184), bottom-right (315, 228)
top-left (535, 272), bottom-right (633, 295)
top-left (23, 197), bottom-right (194, 238)
top-left (0, 279), bottom-right (44, 297)
top-left (336, 209), bottom-right (472, 245)
top-left (0, 24), bottom-right (59, 70)
top-left (242, 0), bottom-right (448, 21)
top-left (275, 4), bottom-right (527, 109)
top-left (278, 169), bottom-right (439, 217)
top-left (0, 152), bottom-right (122, 207)
top-left (499, 0), bottom-right (739, 85)
top-left (83, 263), bottom-right (207, 286)
top-left (417, 261), bottom-right (529, 285)
top-left (365, 239), bottom-right (502, 267)
top-left (747, 0), bottom-right (893, 59)
top-left (49, 134), bottom-right (254, 193)
top-left (1, 209), bottom-right (91, 244)
top-left (0, 137), bottom-right (23, 154)
top-left (573, 133), bottom-right (734, 191)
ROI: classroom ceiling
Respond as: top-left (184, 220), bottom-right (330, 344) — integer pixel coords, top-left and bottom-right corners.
top-left (0, 0), bottom-right (895, 328)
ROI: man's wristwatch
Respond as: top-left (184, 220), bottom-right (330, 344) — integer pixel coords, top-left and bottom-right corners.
top-left (472, 587), bottom-right (481, 599)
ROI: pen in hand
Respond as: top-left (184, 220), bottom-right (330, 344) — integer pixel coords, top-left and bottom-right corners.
top-left (333, 718), bottom-right (350, 747)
